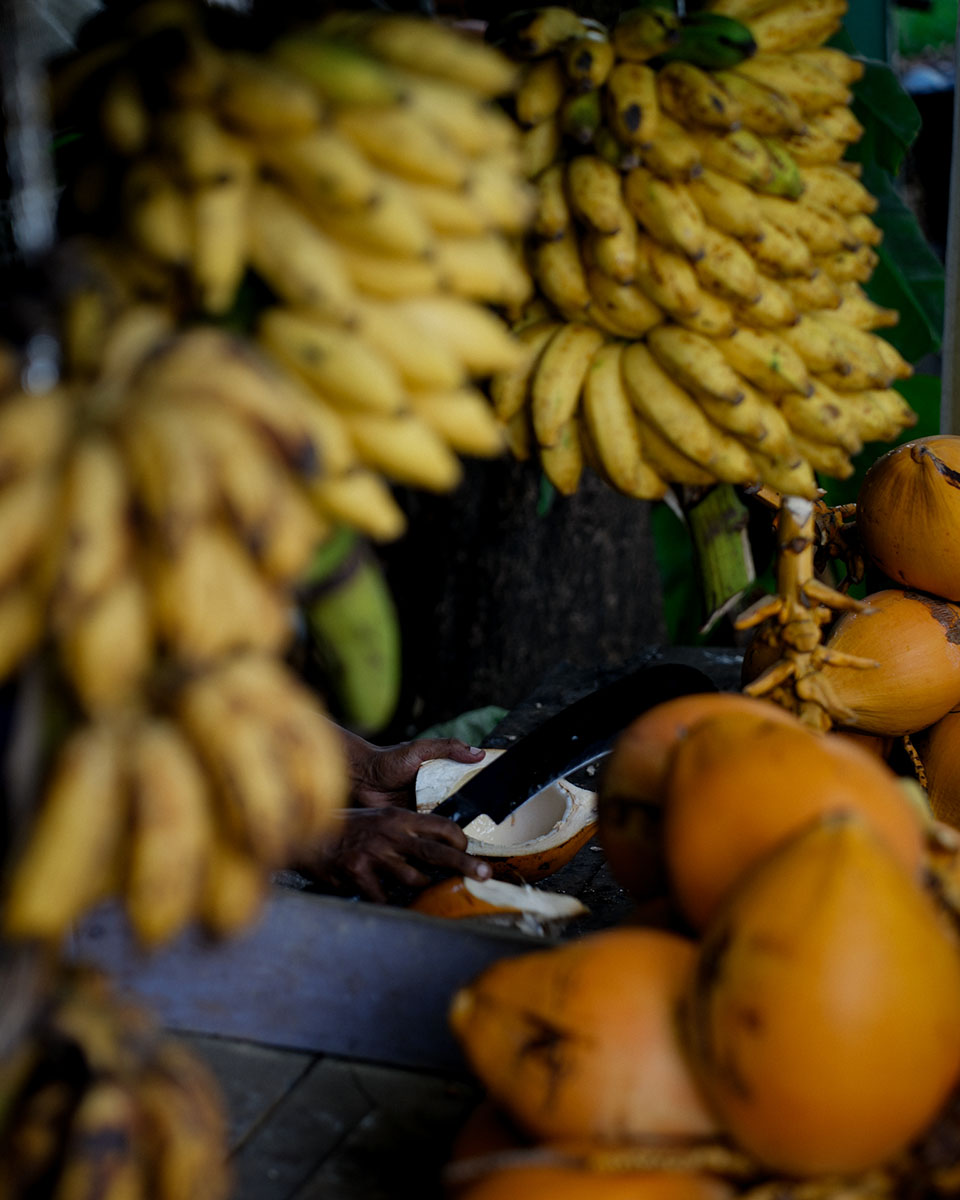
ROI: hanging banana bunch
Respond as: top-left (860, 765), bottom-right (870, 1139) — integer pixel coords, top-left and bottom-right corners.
top-left (0, 1), bottom-right (536, 951)
top-left (487, 0), bottom-right (917, 503)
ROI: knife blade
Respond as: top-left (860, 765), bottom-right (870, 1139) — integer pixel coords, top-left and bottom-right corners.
top-left (430, 661), bottom-right (717, 828)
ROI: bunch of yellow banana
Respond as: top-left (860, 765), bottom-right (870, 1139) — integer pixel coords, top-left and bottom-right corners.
top-left (49, 0), bottom-right (534, 534)
top-left (2, 652), bottom-right (346, 947)
top-left (491, 0), bottom-right (916, 501)
top-left (0, 964), bottom-right (230, 1200)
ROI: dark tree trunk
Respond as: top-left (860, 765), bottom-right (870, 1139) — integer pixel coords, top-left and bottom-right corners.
top-left (377, 456), bottom-right (668, 739)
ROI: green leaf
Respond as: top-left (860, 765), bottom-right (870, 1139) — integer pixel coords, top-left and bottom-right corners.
top-left (418, 705), bottom-right (509, 743)
top-left (847, 58), bottom-right (922, 176)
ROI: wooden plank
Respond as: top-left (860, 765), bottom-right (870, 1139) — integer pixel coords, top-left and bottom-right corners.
top-left (180, 1034), bottom-right (313, 1151)
top-left (291, 1064), bottom-right (481, 1200)
top-left (69, 888), bottom-right (554, 1073)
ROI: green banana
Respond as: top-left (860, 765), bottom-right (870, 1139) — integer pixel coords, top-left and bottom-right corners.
top-left (656, 12), bottom-right (756, 70)
top-left (559, 88), bottom-right (603, 145)
top-left (299, 528), bottom-right (402, 735)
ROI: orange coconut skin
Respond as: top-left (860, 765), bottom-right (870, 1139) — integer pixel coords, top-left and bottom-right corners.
top-left (817, 589), bottom-right (960, 736)
top-left (857, 436), bottom-right (960, 600)
top-left (449, 928), bottom-right (718, 1145)
top-left (685, 815), bottom-right (960, 1176)
top-left (914, 710), bottom-right (960, 829)
top-left (662, 713), bottom-right (925, 930)
top-left (597, 694), bottom-right (798, 900)
top-left (454, 1166), bottom-right (734, 1200)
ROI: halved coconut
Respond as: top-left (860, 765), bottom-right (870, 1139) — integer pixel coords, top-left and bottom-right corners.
top-left (416, 749), bottom-right (598, 882)
top-left (411, 875), bottom-right (587, 922)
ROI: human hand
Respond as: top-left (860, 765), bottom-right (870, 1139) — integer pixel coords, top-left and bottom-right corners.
top-left (297, 806), bottom-right (492, 904)
top-left (341, 730), bottom-right (485, 810)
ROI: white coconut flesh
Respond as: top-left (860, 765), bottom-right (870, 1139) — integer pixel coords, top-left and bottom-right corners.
top-left (460, 876), bottom-right (587, 918)
top-left (415, 749), bottom-right (597, 856)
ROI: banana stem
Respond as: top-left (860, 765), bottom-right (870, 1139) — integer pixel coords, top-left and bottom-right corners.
top-left (687, 483), bottom-right (756, 635)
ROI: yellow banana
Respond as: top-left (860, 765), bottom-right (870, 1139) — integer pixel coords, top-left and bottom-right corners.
top-left (612, 6), bottom-right (682, 62)
top-left (844, 212), bottom-right (883, 247)
top-left (779, 117), bottom-right (848, 166)
top-left (496, 6), bottom-right (589, 59)
top-left (270, 29), bottom-right (407, 107)
top-left (189, 168), bottom-right (252, 316)
top-left (586, 268), bottom-right (662, 336)
top-left (633, 233), bottom-right (705, 318)
top-left (676, 290), bottom-right (737, 338)
top-left (337, 244), bottom-right (441, 298)
top-left (99, 68), bottom-right (150, 155)
top-left (309, 469), bottom-right (407, 542)
top-left (694, 225), bottom-right (762, 302)
top-left (258, 307), bottom-right (406, 415)
top-left (563, 32), bottom-right (616, 92)
top-left (58, 572), bottom-right (153, 716)
top-left (531, 228), bottom-right (593, 318)
top-left (782, 269), bottom-right (843, 310)
top-left (360, 14), bottom-right (518, 97)
top-left (796, 48), bottom-right (865, 86)
top-left (514, 56), bottom-right (567, 127)
top-left (833, 282), bottom-right (899, 330)
top-left (757, 192), bottom-right (860, 254)
top-left (714, 326), bottom-right (813, 396)
top-left (335, 105), bottom-right (470, 189)
top-left (246, 181), bottom-right (357, 320)
top-left (341, 410), bottom-right (464, 491)
top-left (686, 126), bottom-right (776, 190)
top-left (530, 323), bottom-right (606, 447)
top-left (713, 68), bottom-right (807, 135)
top-left (500, 407), bottom-right (534, 461)
top-left (638, 113), bottom-right (703, 181)
top-left (149, 523), bottom-right (291, 665)
top-left (814, 244), bottom-right (879, 284)
top-left (119, 401), bottom-right (217, 550)
top-left (777, 378), bottom-right (863, 453)
top-left (0, 471), bottom-right (59, 592)
top-left (258, 127), bottom-right (382, 212)
top-left (706, 0), bottom-right (784, 18)
top-left (123, 718), bottom-right (213, 948)
top-left (697, 382), bottom-right (797, 459)
top-left (54, 1080), bottom-right (144, 1200)
top-left (136, 1063), bottom-right (231, 1200)
top-left (215, 50), bottom-right (324, 136)
top-left (199, 830), bottom-right (268, 938)
top-left (686, 168), bottom-right (765, 239)
top-left (779, 310), bottom-right (868, 375)
top-left (130, 328), bottom-right (329, 477)
top-left (395, 295), bottom-right (525, 375)
top-left (398, 71), bottom-right (519, 157)
top-left (582, 341), bottom-right (668, 499)
top-left (583, 222), bottom-right (640, 285)
top-left (603, 61), bottom-right (660, 147)
top-left (96, 303), bottom-right (176, 387)
top-left (793, 433), bottom-right (854, 478)
top-left (0, 582), bottom-right (44, 682)
top-left (519, 115), bottom-right (563, 179)
top-left (467, 156), bottom-right (538, 234)
top-left (408, 387), bottom-right (505, 458)
top-left (733, 274), bottom-right (799, 328)
top-left (746, 217), bottom-right (817, 278)
top-left (488, 320), bottom-right (563, 421)
top-left (844, 388), bottom-right (917, 443)
top-left (154, 106), bottom-right (252, 190)
top-left (656, 61), bottom-right (744, 131)
top-left (634, 416), bottom-right (716, 486)
top-left (748, 448), bottom-right (819, 498)
top-left (534, 162), bottom-right (574, 241)
top-left (121, 158), bottom-right (192, 268)
top-left (354, 296), bottom-right (467, 391)
top-left (732, 51), bottom-right (852, 112)
top-left (746, 0), bottom-right (847, 54)
top-left (797, 163), bottom-right (879, 214)
top-left (313, 179), bottom-right (435, 258)
top-left (647, 325), bottom-right (747, 404)
top-left (621, 341), bottom-right (755, 484)
top-left (434, 234), bottom-right (533, 307)
top-left (538, 417), bottom-right (584, 495)
top-left (565, 155), bottom-right (628, 236)
top-left (807, 315), bottom-right (911, 390)
top-left (405, 179), bottom-right (490, 237)
top-left (4, 721), bottom-right (126, 940)
top-left (178, 670), bottom-right (298, 867)
top-left (0, 384), bottom-right (72, 484)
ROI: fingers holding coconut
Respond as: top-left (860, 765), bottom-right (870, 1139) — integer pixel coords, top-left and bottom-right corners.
top-left (296, 806), bottom-right (491, 903)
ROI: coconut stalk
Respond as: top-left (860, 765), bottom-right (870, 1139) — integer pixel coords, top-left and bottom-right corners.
top-left (686, 484), bottom-right (757, 636)
top-left (735, 495), bottom-right (875, 730)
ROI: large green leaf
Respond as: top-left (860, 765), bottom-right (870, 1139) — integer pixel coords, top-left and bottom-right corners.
top-left (847, 57), bottom-right (923, 176)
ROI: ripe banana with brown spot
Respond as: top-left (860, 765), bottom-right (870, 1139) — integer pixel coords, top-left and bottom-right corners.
top-left (565, 155), bottom-right (628, 236)
top-left (583, 222), bottom-right (640, 285)
top-left (633, 233), bottom-right (704, 318)
top-left (309, 469), bottom-right (407, 543)
top-left (693, 225), bottom-right (762, 303)
top-left (538, 416), bottom-right (584, 495)
top-left (515, 56), bottom-right (567, 127)
top-left (731, 51), bottom-right (852, 112)
top-left (603, 61), bottom-right (660, 146)
top-left (713, 326), bottom-right (813, 396)
top-left (638, 113), bottom-right (703, 181)
top-left (489, 320), bottom-right (563, 422)
top-left (746, 0), bottom-right (847, 54)
top-left (687, 168), bottom-right (765, 239)
top-left (656, 60), bottom-right (744, 131)
top-left (531, 228), bottom-right (593, 318)
top-left (587, 268), bottom-right (662, 337)
top-left (713, 68), bottom-right (807, 135)
top-left (646, 325), bottom-right (747, 405)
top-left (342, 410), bottom-right (465, 491)
top-left (531, 322), bottom-right (606, 448)
top-left (623, 166), bottom-right (707, 260)
top-left (397, 295), bottom-right (526, 376)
